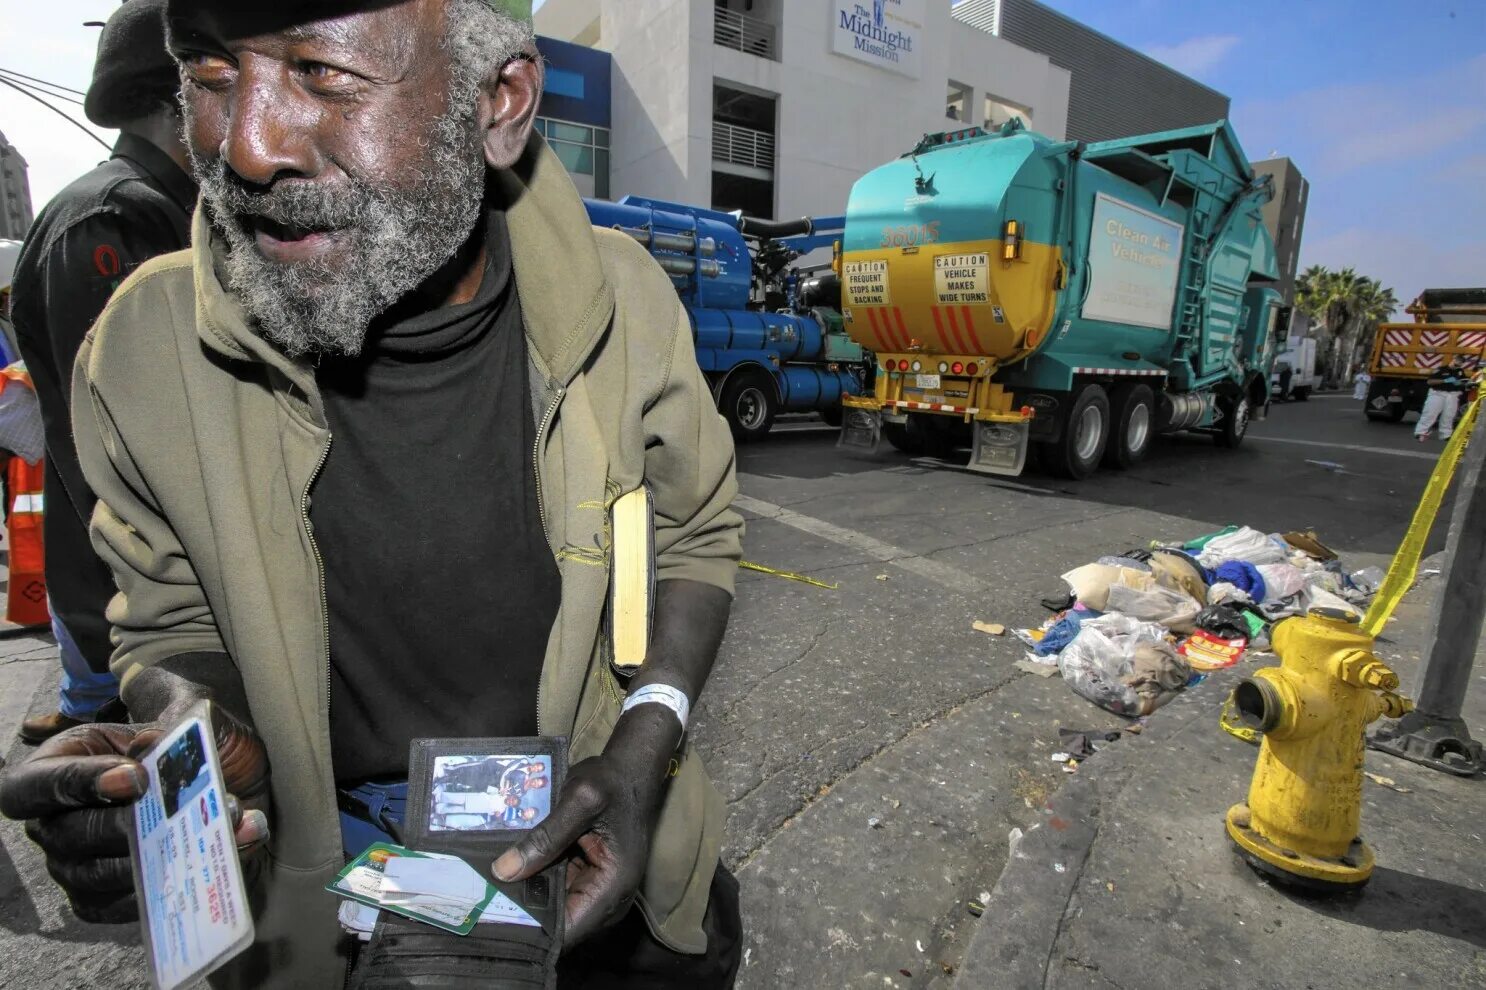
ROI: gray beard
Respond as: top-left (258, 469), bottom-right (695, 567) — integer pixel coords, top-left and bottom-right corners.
top-left (191, 106), bottom-right (487, 358)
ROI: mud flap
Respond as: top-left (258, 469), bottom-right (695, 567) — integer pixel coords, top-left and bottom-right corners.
top-left (837, 405), bottom-right (883, 454)
top-left (969, 419), bottom-right (1030, 476)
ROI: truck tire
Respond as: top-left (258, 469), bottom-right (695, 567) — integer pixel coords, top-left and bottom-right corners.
top-left (882, 421), bottom-right (921, 455)
top-left (720, 373), bottom-right (777, 442)
top-left (883, 414), bottom-right (955, 458)
top-left (1214, 394), bottom-right (1250, 449)
top-left (1103, 383), bottom-right (1155, 470)
top-left (1293, 385), bottom-right (1311, 401)
top-left (820, 404), bottom-right (844, 428)
top-left (1044, 384), bottom-right (1110, 479)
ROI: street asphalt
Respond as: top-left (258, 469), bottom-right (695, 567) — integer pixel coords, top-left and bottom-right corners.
top-left (0, 389), bottom-right (1479, 989)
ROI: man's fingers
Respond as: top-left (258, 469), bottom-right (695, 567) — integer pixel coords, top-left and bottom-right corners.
top-left (234, 809), bottom-right (270, 852)
top-left (492, 778), bottom-right (606, 882)
top-left (44, 854), bottom-right (135, 896)
top-left (25, 806), bottom-right (132, 859)
top-left (561, 833), bottom-right (636, 946)
top-left (0, 754), bottom-right (147, 820)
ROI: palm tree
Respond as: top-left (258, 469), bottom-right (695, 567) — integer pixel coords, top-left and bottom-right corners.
top-left (1340, 278), bottom-right (1397, 383)
top-left (1295, 266), bottom-right (1398, 385)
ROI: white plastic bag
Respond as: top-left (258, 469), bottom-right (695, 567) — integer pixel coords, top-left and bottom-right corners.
top-left (1106, 581), bottom-right (1202, 633)
top-left (1195, 526), bottom-right (1289, 569)
top-left (1256, 563), bottom-right (1309, 602)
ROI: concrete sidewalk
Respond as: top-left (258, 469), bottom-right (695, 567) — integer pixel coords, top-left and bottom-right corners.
top-left (954, 573), bottom-right (1486, 990)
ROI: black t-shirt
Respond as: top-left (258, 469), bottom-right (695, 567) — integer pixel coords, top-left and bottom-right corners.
top-left (312, 214), bottom-right (561, 785)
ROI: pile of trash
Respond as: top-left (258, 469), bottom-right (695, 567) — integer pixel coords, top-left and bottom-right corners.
top-left (1016, 526), bottom-right (1384, 718)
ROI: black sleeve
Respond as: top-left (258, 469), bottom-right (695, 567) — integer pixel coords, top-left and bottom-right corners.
top-left (13, 206), bottom-right (183, 528)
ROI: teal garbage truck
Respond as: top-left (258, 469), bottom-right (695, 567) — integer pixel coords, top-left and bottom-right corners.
top-left (837, 119), bottom-right (1284, 478)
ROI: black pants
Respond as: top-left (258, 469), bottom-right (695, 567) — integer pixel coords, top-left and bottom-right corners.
top-left (558, 863), bottom-right (742, 989)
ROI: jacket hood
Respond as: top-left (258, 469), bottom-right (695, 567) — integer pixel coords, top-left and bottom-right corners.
top-left (191, 132), bottom-right (615, 389)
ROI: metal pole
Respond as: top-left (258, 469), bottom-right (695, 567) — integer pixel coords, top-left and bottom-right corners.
top-left (1370, 405), bottom-right (1486, 775)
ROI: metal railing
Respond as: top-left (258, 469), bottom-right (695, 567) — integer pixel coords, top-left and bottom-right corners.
top-left (712, 120), bottom-right (776, 172)
top-left (713, 7), bottom-right (778, 60)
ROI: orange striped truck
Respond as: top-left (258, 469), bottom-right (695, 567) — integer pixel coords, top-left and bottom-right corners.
top-left (1364, 288), bottom-right (1486, 422)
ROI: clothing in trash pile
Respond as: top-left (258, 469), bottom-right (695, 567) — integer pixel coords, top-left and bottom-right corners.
top-left (1056, 613), bottom-right (1192, 717)
top-left (1031, 604), bottom-right (1101, 657)
top-left (1210, 560), bottom-right (1266, 602)
top-left (1021, 522), bottom-right (1375, 719)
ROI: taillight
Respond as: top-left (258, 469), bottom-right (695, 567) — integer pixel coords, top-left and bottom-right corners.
top-left (967, 362), bottom-right (979, 375)
top-left (911, 360), bottom-right (923, 372)
top-left (951, 361), bottom-right (965, 375)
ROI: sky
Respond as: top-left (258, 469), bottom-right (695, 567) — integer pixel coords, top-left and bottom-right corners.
top-left (3, 0), bottom-right (1483, 313)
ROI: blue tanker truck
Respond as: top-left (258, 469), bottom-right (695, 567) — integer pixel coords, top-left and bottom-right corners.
top-left (583, 197), bottom-right (867, 439)
top-left (836, 118), bottom-right (1285, 478)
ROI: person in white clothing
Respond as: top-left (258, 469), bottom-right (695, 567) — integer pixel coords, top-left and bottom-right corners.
top-left (1414, 356), bottom-right (1470, 441)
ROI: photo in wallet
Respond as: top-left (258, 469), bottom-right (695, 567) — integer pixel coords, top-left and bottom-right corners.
top-left (429, 754), bottom-right (552, 832)
top-left (404, 736), bottom-right (568, 945)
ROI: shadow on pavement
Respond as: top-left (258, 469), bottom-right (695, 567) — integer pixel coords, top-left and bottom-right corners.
top-left (1278, 866), bottom-right (1486, 951)
top-left (739, 421), bottom-right (1450, 557)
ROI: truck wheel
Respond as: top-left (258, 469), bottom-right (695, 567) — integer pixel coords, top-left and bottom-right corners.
top-left (1293, 386), bottom-right (1311, 402)
top-left (720, 373), bottom-right (777, 441)
top-left (820, 404), bottom-right (844, 428)
top-left (883, 414), bottom-right (956, 458)
top-left (1045, 384), bottom-right (1110, 479)
top-left (1214, 394), bottom-right (1250, 449)
top-left (882, 421), bottom-right (922, 455)
top-left (1103, 384), bottom-right (1155, 469)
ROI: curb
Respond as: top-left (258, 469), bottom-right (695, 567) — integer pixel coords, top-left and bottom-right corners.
top-left (952, 667), bottom-right (1247, 989)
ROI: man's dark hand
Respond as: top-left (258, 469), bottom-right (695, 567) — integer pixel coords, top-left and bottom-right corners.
top-left (0, 708), bottom-right (271, 924)
top-left (491, 705), bottom-right (679, 947)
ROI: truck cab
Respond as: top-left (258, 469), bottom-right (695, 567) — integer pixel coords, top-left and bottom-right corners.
top-left (1272, 335), bottom-right (1319, 401)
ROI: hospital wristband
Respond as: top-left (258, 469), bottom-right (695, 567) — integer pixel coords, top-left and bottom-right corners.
top-left (621, 683), bottom-right (690, 734)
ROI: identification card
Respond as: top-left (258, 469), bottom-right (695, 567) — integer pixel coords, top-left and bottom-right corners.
top-left (129, 701), bottom-right (254, 990)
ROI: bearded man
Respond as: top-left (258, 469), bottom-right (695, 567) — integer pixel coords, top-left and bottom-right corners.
top-left (0, 1), bottom-right (743, 987)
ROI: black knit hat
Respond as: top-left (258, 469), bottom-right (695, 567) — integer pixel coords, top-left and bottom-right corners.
top-left (84, 0), bottom-right (180, 128)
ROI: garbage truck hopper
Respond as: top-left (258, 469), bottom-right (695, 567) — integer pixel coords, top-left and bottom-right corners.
top-left (838, 119), bottom-right (1283, 479)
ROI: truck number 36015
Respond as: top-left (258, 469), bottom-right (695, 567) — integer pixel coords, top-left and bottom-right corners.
top-left (880, 222), bottom-right (941, 248)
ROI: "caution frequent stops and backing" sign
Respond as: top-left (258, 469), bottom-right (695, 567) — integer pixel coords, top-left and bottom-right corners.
top-left (844, 259), bottom-right (891, 306)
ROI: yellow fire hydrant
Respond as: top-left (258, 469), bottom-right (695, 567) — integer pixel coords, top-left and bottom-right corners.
top-left (1225, 608), bottom-right (1413, 890)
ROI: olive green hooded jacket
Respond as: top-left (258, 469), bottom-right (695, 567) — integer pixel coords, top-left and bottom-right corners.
top-left (72, 134), bottom-right (741, 987)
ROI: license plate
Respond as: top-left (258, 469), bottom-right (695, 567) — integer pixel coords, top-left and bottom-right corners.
top-left (915, 374), bottom-right (941, 389)
top-left (1387, 396), bottom-right (1402, 403)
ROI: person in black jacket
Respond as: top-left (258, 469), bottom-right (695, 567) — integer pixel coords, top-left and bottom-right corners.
top-left (1414, 354), bottom-right (1471, 442)
top-left (10, 0), bottom-right (197, 742)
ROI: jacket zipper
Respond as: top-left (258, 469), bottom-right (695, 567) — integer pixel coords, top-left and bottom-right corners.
top-left (302, 433), bottom-right (334, 757)
top-left (532, 382), bottom-right (563, 736)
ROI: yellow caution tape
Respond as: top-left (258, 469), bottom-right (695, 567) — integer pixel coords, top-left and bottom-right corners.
top-left (1219, 694), bottom-right (1261, 745)
top-left (1362, 393), bottom-right (1481, 636)
top-left (738, 560), bottom-right (840, 590)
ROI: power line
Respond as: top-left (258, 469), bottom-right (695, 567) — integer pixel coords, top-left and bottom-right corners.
top-left (0, 76), bottom-right (112, 153)
top-left (0, 66), bottom-right (87, 97)
top-left (0, 70), bottom-right (86, 107)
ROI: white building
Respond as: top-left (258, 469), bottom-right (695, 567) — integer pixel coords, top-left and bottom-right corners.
top-left (536, 0), bottom-right (1072, 221)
